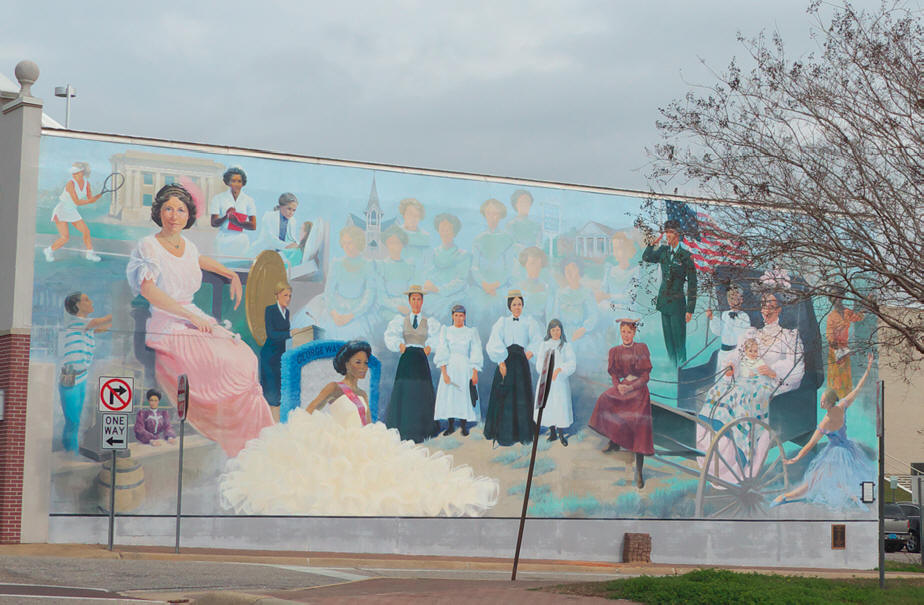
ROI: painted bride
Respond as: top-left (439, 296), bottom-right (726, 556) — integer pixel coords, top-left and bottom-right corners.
top-left (219, 340), bottom-right (499, 517)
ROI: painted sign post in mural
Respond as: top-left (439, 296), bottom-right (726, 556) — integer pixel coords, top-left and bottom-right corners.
top-left (32, 133), bottom-right (878, 525)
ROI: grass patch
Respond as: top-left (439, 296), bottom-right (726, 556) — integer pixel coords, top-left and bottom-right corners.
top-left (882, 560), bottom-right (924, 573)
top-left (548, 569), bottom-right (924, 604)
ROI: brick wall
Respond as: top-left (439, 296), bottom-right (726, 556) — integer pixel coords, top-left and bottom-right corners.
top-left (0, 333), bottom-right (30, 544)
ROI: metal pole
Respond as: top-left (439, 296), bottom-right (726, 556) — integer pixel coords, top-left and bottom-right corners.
top-left (107, 450), bottom-right (116, 551)
top-left (175, 420), bottom-right (185, 554)
top-left (877, 380), bottom-right (884, 589)
top-left (918, 473), bottom-right (923, 568)
top-left (65, 84), bottom-right (72, 129)
top-left (512, 405), bottom-right (543, 581)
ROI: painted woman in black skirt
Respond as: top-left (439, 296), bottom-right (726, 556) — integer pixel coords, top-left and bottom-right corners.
top-left (483, 290), bottom-right (541, 445)
top-left (383, 285), bottom-right (442, 442)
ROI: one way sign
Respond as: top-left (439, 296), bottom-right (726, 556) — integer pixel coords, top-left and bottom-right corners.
top-left (100, 413), bottom-right (128, 450)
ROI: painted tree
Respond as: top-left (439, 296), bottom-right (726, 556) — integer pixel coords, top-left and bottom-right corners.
top-left (646, 1), bottom-right (923, 368)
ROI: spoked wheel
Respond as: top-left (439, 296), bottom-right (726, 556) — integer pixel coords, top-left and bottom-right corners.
top-left (694, 416), bottom-right (789, 518)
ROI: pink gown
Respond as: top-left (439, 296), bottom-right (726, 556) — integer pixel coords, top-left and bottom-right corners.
top-left (127, 235), bottom-right (273, 456)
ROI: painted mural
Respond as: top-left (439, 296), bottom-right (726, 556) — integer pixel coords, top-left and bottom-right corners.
top-left (32, 133), bottom-right (880, 521)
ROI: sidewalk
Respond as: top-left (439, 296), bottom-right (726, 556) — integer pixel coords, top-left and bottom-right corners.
top-left (0, 543), bottom-right (919, 604)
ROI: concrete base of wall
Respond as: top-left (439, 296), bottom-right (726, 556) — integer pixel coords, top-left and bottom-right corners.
top-left (48, 515), bottom-right (878, 569)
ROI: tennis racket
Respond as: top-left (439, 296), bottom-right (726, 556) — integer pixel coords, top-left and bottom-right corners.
top-left (98, 172), bottom-right (126, 195)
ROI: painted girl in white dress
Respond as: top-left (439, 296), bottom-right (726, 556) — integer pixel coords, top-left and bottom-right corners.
top-left (533, 318), bottom-right (576, 446)
top-left (219, 341), bottom-right (499, 517)
top-left (434, 305), bottom-right (483, 436)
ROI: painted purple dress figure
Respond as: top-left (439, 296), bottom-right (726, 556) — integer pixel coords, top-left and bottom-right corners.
top-left (589, 320), bottom-right (653, 488)
top-left (134, 389), bottom-right (177, 446)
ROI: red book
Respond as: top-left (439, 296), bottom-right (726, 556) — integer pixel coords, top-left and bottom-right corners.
top-left (227, 210), bottom-right (248, 232)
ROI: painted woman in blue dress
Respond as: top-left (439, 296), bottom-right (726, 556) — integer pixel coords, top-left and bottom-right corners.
top-left (598, 232), bottom-right (643, 311)
top-left (397, 198), bottom-right (433, 285)
top-left (773, 354), bottom-right (876, 510)
top-left (470, 199), bottom-right (517, 332)
top-left (532, 319), bottom-right (576, 446)
top-left (548, 258), bottom-right (600, 370)
top-left (505, 190), bottom-right (542, 252)
top-left (375, 225), bottom-right (415, 325)
top-left (295, 224), bottom-right (375, 340)
top-left (422, 213), bottom-right (471, 319)
top-left (515, 246), bottom-right (551, 327)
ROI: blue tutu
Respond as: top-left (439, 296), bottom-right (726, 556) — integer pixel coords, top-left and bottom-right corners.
top-left (798, 423), bottom-right (875, 510)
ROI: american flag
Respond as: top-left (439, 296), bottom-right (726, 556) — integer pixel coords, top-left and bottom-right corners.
top-left (666, 200), bottom-right (749, 272)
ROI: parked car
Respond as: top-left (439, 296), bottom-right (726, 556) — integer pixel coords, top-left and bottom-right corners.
top-left (883, 503), bottom-right (911, 552)
top-left (897, 502), bottom-right (921, 553)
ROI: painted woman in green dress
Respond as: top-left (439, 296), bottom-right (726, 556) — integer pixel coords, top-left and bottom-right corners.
top-left (549, 258), bottom-right (600, 371)
top-left (515, 246), bottom-right (551, 327)
top-left (505, 190), bottom-right (542, 251)
top-left (470, 199), bottom-right (517, 332)
top-left (397, 198), bottom-right (433, 285)
top-left (376, 225), bottom-right (415, 325)
top-left (422, 213), bottom-right (471, 319)
top-left (295, 224), bottom-right (376, 340)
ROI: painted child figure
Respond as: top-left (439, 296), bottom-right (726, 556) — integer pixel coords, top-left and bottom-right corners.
top-left (134, 389), bottom-right (177, 446)
top-left (58, 292), bottom-right (112, 453)
top-left (433, 305), bottom-right (482, 437)
top-left (706, 337), bottom-right (776, 422)
top-left (384, 285), bottom-right (441, 443)
top-left (533, 319), bottom-right (576, 446)
top-left (705, 284), bottom-right (752, 374)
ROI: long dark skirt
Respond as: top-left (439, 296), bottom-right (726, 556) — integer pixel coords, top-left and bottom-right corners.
top-left (385, 347), bottom-right (437, 443)
top-left (483, 345), bottom-right (535, 446)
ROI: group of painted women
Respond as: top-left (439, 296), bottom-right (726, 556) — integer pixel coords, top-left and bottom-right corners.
top-left (291, 190), bottom-right (645, 365)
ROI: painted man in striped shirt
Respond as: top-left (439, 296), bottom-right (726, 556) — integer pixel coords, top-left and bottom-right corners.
top-left (59, 292), bottom-right (111, 453)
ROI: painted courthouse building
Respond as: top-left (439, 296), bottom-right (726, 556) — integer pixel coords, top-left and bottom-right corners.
top-left (1, 61), bottom-right (920, 567)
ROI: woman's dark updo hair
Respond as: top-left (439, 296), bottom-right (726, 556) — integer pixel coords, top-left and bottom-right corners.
top-left (151, 184), bottom-right (197, 229)
top-left (333, 340), bottom-right (372, 375)
top-left (222, 167), bottom-right (247, 186)
top-left (145, 388), bottom-right (163, 401)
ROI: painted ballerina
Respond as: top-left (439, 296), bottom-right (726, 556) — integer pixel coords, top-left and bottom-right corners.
top-left (773, 353), bottom-right (875, 509)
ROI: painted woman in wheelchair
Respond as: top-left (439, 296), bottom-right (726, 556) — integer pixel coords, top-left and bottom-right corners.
top-left (126, 184), bottom-right (273, 457)
top-left (773, 353), bottom-right (875, 509)
top-left (696, 292), bottom-right (805, 483)
top-left (219, 340), bottom-right (499, 517)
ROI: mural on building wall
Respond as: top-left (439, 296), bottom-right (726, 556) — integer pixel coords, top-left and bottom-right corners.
top-left (32, 134), bottom-right (880, 521)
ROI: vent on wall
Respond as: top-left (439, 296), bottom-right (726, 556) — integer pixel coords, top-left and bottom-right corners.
top-left (832, 524), bottom-right (846, 549)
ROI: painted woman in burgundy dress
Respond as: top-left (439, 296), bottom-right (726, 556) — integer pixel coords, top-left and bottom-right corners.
top-left (588, 320), bottom-right (653, 488)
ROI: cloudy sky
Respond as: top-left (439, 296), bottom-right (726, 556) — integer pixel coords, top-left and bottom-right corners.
top-left (1, 1), bottom-right (898, 192)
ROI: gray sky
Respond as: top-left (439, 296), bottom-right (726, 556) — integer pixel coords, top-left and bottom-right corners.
top-left (0, 0), bottom-right (897, 192)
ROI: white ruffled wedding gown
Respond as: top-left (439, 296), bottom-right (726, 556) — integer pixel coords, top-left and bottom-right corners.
top-left (219, 395), bottom-right (499, 517)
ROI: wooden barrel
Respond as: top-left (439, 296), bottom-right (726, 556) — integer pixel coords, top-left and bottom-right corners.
top-left (96, 455), bottom-right (146, 513)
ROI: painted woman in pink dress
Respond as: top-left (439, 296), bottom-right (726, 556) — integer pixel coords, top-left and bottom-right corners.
top-left (126, 184), bottom-right (273, 457)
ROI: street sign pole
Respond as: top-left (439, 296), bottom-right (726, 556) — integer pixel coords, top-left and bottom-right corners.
top-left (108, 450), bottom-right (116, 551)
top-left (512, 350), bottom-right (555, 581)
top-left (175, 374), bottom-right (189, 554)
top-left (877, 380), bottom-right (884, 589)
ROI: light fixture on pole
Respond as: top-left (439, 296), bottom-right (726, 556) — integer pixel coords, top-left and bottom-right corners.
top-left (54, 84), bottom-right (76, 129)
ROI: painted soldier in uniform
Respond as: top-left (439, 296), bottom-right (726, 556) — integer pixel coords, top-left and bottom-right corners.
top-left (642, 219), bottom-right (697, 365)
